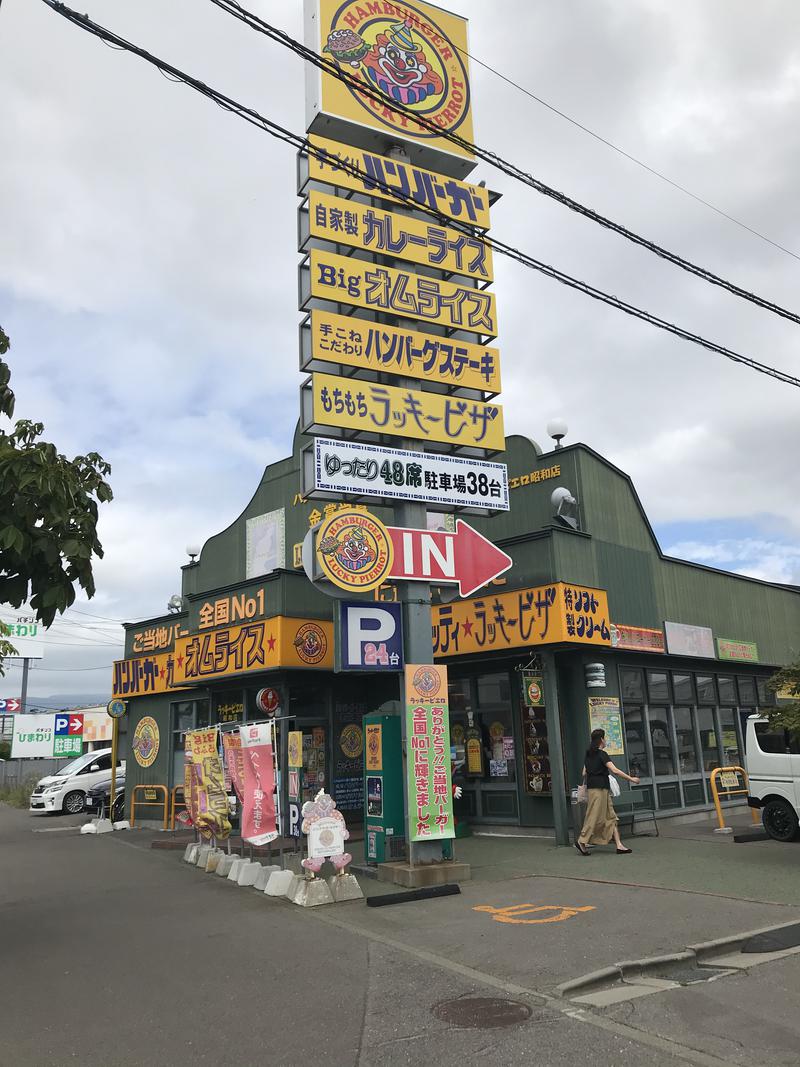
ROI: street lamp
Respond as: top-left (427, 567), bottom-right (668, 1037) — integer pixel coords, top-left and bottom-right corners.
top-left (546, 418), bottom-right (568, 450)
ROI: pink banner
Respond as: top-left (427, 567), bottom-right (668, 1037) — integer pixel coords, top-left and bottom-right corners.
top-left (222, 731), bottom-right (246, 802)
top-left (239, 722), bottom-right (278, 845)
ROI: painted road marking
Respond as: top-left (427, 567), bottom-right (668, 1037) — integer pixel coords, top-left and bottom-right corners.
top-left (473, 903), bottom-right (596, 925)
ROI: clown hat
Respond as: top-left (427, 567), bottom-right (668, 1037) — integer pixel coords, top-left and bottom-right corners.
top-left (386, 19), bottom-right (421, 52)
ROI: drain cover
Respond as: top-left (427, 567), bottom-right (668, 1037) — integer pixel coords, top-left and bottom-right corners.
top-left (433, 997), bottom-right (532, 1029)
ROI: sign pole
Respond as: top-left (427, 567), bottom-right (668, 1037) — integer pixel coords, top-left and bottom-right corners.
top-left (20, 657), bottom-right (30, 713)
top-left (110, 716), bottom-right (118, 826)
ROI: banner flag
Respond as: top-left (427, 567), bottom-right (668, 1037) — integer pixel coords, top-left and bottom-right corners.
top-left (185, 727), bottom-right (231, 840)
top-left (239, 721), bottom-right (279, 845)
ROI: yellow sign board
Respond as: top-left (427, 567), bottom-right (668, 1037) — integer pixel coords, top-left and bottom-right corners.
top-left (310, 370), bottom-right (504, 450)
top-left (307, 189), bottom-right (492, 282)
top-left (308, 310), bottom-right (500, 393)
top-left (310, 0), bottom-right (474, 167)
top-left (112, 652), bottom-right (188, 698)
top-left (306, 135), bottom-right (490, 228)
top-left (307, 249), bottom-right (497, 336)
top-left (432, 582), bottom-right (612, 657)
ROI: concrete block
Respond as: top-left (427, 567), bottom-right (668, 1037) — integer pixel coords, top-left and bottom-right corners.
top-left (205, 849), bottom-right (224, 873)
top-left (327, 873), bottom-right (363, 902)
top-left (195, 845), bottom-right (213, 868)
top-left (113, 821), bottom-right (130, 831)
top-left (94, 819), bottom-right (114, 835)
top-left (216, 853), bottom-right (237, 877)
top-left (376, 861), bottom-right (471, 888)
top-left (183, 842), bottom-right (198, 863)
top-left (291, 876), bottom-right (335, 908)
top-left (80, 823), bottom-right (97, 835)
top-left (237, 861), bottom-right (262, 887)
top-left (227, 857), bottom-right (248, 882)
top-left (254, 865), bottom-right (280, 891)
top-left (265, 869), bottom-right (298, 897)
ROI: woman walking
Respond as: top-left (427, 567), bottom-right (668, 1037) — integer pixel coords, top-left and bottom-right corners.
top-left (575, 728), bottom-right (640, 856)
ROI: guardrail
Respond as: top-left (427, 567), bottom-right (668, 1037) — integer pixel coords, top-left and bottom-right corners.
top-left (709, 766), bottom-right (760, 832)
top-left (130, 784), bottom-right (169, 830)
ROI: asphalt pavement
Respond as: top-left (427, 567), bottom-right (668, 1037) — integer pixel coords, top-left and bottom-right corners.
top-left (4, 804), bottom-right (800, 1066)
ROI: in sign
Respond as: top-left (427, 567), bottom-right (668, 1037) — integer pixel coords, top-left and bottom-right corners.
top-left (387, 519), bottom-right (512, 598)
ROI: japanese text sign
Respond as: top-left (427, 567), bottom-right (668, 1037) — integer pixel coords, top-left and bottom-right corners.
top-left (309, 371), bottom-right (504, 450)
top-left (405, 664), bottom-right (454, 842)
top-left (185, 727), bottom-right (231, 840)
top-left (239, 721), bottom-right (278, 846)
top-left (312, 438), bottom-right (508, 510)
top-left (307, 0), bottom-right (474, 168)
top-left (588, 697), bottom-right (624, 756)
top-left (307, 189), bottom-right (492, 282)
top-left (10, 714), bottom-right (54, 758)
top-left (222, 731), bottom-right (246, 801)
top-left (432, 582), bottom-right (612, 658)
top-left (717, 638), bottom-right (759, 663)
top-left (610, 624), bottom-right (665, 654)
top-left (339, 601), bottom-right (403, 670)
top-left (306, 249), bottom-right (497, 336)
top-left (306, 309), bottom-right (500, 393)
top-left (305, 135), bottom-right (489, 227)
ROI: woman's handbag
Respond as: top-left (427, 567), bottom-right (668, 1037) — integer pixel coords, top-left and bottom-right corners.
top-left (609, 775), bottom-right (621, 797)
top-left (576, 781), bottom-right (588, 804)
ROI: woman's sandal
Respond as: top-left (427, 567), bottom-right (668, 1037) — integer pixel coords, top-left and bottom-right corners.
top-left (616, 847), bottom-right (633, 854)
top-left (574, 842), bottom-right (591, 856)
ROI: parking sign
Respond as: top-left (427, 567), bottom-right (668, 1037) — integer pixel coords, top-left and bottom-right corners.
top-left (338, 602), bottom-right (403, 671)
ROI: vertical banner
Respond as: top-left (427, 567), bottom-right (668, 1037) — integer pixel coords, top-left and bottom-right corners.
top-left (186, 728), bottom-right (232, 840)
top-left (183, 732), bottom-right (198, 826)
top-left (405, 664), bottom-right (454, 842)
top-left (222, 730), bottom-right (246, 802)
top-left (240, 721), bottom-right (279, 845)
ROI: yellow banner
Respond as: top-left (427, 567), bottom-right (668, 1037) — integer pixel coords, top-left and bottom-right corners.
top-left (433, 582), bottom-right (612, 657)
top-left (307, 190), bottom-right (492, 282)
top-left (185, 727), bottom-right (231, 841)
top-left (307, 135), bottom-right (490, 228)
top-left (314, 0), bottom-right (474, 164)
top-left (309, 310), bottom-right (500, 393)
top-left (307, 249), bottom-right (497, 337)
top-left (311, 370), bottom-right (504, 450)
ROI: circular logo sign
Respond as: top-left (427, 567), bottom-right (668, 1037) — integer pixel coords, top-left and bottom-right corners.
top-left (526, 680), bottom-right (543, 706)
top-left (323, 2), bottom-right (471, 141)
top-left (412, 665), bottom-right (441, 699)
top-left (316, 509), bottom-right (393, 593)
top-left (293, 622), bottom-right (328, 665)
top-left (340, 723), bottom-right (364, 760)
top-left (107, 698), bottom-right (126, 719)
top-left (132, 716), bottom-right (160, 768)
top-left (256, 687), bottom-right (280, 715)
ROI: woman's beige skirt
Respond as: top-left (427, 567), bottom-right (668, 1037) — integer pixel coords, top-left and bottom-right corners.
top-left (578, 788), bottom-right (618, 845)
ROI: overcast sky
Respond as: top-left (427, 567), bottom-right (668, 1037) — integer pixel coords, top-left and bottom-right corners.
top-left (1, 0), bottom-right (798, 704)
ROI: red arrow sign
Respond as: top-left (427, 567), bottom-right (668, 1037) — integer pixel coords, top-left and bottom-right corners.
top-left (68, 714), bottom-right (84, 735)
top-left (387, 520), bottom-right (512, 598)
top-left (0, 698), bottom-right (21, 712)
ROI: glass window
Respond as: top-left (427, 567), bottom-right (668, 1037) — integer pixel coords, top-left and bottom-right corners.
top-left (717, 676), bottom-right (736, 704)
top-left (623, 707), bottom-right (649, 777)
top-left (754, 722), bottom-right (788, 754)
top-left (719, 708), bottom-right (740, 765)
top-left (697, 707), bottom-right (719, 771)
top-left (737, 677), bottom-right (757, 706)
top-left (696, 675), bottom-right (717, 704)
top-left (196, 700), bottom-right (210, 727)
top-left (647, 671), bottom-right (671, 703)
top-left (620, 669), bottom-right (644, 702)
top-left (173, 701), bottom-right (194, 735)
top-left (648, 708), bottom-right (675, 775)
top-left (448, 678), bottom-right (471, 714)
top-left (477, 672), bottom-right (510, 706)
top-left (756, 677), bottom-right (775, 706)
top-left (673, 706), bottom-right (699, 773)
top-left (673, 673), bottom-right (694, 703)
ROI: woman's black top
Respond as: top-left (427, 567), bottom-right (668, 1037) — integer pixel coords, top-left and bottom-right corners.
top-left (585, 747), bottom-right (611, 789)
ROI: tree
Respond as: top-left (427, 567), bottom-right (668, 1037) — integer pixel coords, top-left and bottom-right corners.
top-left (0, 326), bottom-right (113, 661)
top-left (767, 658), bottom-right (800, 735)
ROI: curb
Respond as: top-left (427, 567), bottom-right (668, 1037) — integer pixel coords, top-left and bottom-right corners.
top-left (555, 919), bottom-right (800, 998)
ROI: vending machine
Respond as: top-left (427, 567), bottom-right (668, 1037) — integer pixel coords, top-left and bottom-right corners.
top-left (363, 713), bottom-right (405, 864)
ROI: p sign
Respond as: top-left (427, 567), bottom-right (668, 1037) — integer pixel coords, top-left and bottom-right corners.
top-left (339, 602), bottom-right (403, 671)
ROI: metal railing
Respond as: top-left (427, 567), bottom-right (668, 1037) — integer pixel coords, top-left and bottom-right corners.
top-left (709, 765), bottom-right (760, 832)
top-left (129, 784), bottom-right (169, 830)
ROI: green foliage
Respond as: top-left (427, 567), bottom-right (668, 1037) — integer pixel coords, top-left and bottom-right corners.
top-left (0, 740), bottom-right (10, 760)
top-left (0, 776), bottom-right (39, 809)
top-left (766, 659), bottom-right (800, 734)
top-left (0, 326), bottom-right (113, 633)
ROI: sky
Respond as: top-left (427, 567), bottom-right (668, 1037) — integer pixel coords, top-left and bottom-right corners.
top-left (0, 0), bottom-right (798, 704)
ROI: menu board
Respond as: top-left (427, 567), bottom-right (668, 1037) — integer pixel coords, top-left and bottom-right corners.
top-left (520, 705), bottom-right (551, 795)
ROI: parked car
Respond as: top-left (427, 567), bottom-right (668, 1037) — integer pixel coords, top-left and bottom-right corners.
top-left (84, 774), bottom-right (126, 820)
top-left (29, 749), bottom-right (125, 815)
top-left (745, 715), bottom-right (800, 842)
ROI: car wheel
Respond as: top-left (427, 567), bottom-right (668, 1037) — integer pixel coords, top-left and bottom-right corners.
top-left (63, 791), bottom-right (86, 815)
top-left (762, 799), bottom-right (800, 842)
top-left (112, 795), bottom-right (125, 821)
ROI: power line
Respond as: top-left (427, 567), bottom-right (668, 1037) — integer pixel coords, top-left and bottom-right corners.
top-left (203, 0), bottom-right (800, 329)
top-left (39, 1), bottom-right (800, 389)
top-left (458, 45), bottom-right (800, 264)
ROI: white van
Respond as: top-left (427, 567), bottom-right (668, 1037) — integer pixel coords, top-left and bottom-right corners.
top-left (29, 748), bottom-right (125, 815)
top-left (745, 715), bottom-right (800, 842)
